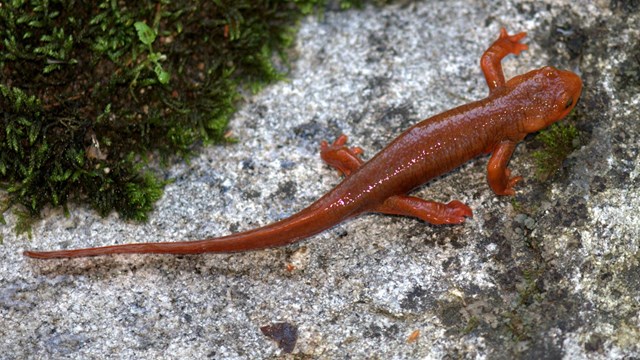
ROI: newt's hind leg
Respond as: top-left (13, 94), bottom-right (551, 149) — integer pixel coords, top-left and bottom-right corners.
top-left (375, 195), bottom-right (473, 225)
top-left (320, 134), bottom-right (365, 176)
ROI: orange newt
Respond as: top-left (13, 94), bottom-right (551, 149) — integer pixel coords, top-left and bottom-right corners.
top-left (24, 28), bottom-right (582, 259)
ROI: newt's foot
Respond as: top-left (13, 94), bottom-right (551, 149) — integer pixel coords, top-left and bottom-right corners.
top-left (320, 134), bottom-right (364, 176)
top-left (495, 168), bottom-right (523, 196)
top-left (498, 27), bottom-right (528, 56)
top-left (440, 200), bottom-right (474, 224)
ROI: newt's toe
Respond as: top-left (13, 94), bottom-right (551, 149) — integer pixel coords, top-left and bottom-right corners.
top-left (446, 200), bottom-right (473, 219)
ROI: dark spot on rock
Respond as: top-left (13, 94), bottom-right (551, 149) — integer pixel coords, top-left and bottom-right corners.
top-left (243, 189), bottom-right (261, 200)
top-left (242, 159), bottom-right (255, 170)
top-left (279, 159), bottom-right (296, 170)
top-left (559, 195), bottom-right (589, 227)
top-left (599, 272), bottom-right (612, 281)
top-left (400, 285), bottom-right (433, 312)
top-left (442, 256), bottom-right (460, 271)
top-left (364, 323), bottom-right (383, 338)
top-left (606, 168), bottom-right (630, 187)
top-left (364, 75), bottom-right (391, 100)
top-left (590, 175), bottom-right (607, 194)
top-left (293, 120), bottom-right (324, 141)
top-left (464, 283), bottom-right (483, 297)
top-left (620, 263), bottom-right (640, 293)
top-left (584, 333), bottom-right (605, 352)
top-left (367, 75), bottom-right (389, 90)
top-left (345, 109), bottom-right (367, 125)
top-left (366, 31), bottom-right (396, 63)
top-left (493, 232), bottom-right (512, 262)
top-left (610, 0), bottom-right (640, 13)
top-left (449, 235), bottom-right (465, 249)
top-left (495, 267), bottom-right (521, 292)
top-left (363, 322), bottom-right (399, 340)
top-left (564, 31), bottom-right (587, 60)
top-left (385, 324), bottom-right (400, 337)
top-left (483, 213), bottom-right (502, 232)
top-left (376, 104), bottom-right (416, 131)
top-left (484, 15), bottom-right (496, 27)
top-left (254, 104), bottom-right (269, 118)
top-left (260, 322), bottom-right (298, 354)
top-left (436, 299), bottom-right (464, 329)
top-left (336, 228), bottom-right (349, 238)
top-left (276, 180), bottom-right (297, 200)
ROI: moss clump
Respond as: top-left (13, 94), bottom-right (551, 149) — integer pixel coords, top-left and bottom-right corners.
top-left (0, 0), bottom-right (376, 234)
top-left (532, 122), bottom-right (580, 181)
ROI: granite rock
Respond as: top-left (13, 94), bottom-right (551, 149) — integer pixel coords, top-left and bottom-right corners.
top-left (2, 1), bottom-right (639, 358)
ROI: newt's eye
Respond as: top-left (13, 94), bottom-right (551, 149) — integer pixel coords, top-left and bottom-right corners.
top-left (564, 97), bottom-right (573, 109)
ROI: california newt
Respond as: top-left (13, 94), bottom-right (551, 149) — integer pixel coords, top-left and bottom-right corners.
top-left (24, 28), bottom-right (582, 259)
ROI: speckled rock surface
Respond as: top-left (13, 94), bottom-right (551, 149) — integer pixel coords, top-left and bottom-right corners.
top-left (2, 1), bottom-right (639, 358)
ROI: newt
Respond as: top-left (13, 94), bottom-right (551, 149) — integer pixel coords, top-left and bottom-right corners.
top-left (24, 28), bottom-right (582, 259)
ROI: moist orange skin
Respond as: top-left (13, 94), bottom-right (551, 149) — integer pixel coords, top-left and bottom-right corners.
top-left (24, 28), bottom-right (582, 259)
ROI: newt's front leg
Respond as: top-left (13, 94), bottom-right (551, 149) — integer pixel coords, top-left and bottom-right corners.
top-left (487, 141), bottom-right (523, 195)
top-left (481, 28), bottom-right (528, 92)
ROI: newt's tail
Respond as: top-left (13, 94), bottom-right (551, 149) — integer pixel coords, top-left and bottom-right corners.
top-left (24, 200), bottom-right (355, 259)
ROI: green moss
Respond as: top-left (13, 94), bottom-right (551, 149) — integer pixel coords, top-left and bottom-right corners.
top-left (0, 0), bottom-right (379, 235)
top-left (532, 122), bottom-right (580, 181)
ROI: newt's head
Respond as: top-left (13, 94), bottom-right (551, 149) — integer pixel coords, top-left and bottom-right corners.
top-left (508, 66), bottom-right (582, 133)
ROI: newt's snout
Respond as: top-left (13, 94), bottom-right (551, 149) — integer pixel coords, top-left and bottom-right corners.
top-left (555, 68), bottom-right (582, 116)
top-left (566, 73), bottom-right (581, 110)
